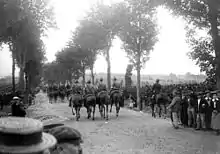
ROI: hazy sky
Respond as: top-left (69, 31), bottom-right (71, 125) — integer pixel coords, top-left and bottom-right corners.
top-left (0, 0), bottom-right (201, 77)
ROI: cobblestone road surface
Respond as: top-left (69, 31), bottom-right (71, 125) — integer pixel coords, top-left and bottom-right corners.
top-left (28, 92), bottom-right (220, 154)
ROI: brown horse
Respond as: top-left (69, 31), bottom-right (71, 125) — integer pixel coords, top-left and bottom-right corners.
top-left (97, 91), bottom-right (110, 120)
top-left (151, 93), bottom-right (171, 118)
top-left (110, 90), bottom-right (122, 117)
top-left (69, 94), bottom-right (83, 121)
top-left (84, 94), bottom-right (96, 120)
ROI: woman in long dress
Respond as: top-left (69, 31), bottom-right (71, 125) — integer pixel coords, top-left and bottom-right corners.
top-left (211, 93), bottom-right (220, 135)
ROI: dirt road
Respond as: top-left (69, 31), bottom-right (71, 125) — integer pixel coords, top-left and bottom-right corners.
top-left (28, 92), bottom-right (220, 154)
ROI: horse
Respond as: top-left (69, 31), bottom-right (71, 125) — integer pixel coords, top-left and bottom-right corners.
top-left (69, 93), bottom-right (83, 121)
top-left (97, 90), bottom-right (110, 120)
top-left (150, 92), bottom-right (171, 118)
top-left (84, 93), bottom-right (96, 120)
top-left (110, 89), bottom-right (123, 117)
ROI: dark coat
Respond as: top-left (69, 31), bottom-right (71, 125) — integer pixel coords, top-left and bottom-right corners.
top-left (11, 101), bottom-right (26, 117)
top-left (194, 98), bottom-right (208, 114)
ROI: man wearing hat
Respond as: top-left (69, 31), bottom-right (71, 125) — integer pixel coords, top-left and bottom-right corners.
top-left (0, 117), bottom-right (56, 154)
top-left (187, 91), bottom-right (197, 128)
top-left (211, 91), bottom-right (220, 135)
top-left (46, 125), bottom-right (83, 154)
top-left (167, 89), bottom-right (181, 129)
top-left (205, 90), bottom-right (213, 130)
top-left (195, 92), bottom-right (208, 130)
top-left (180, 90), bottom-right (189, 127)
top-left (11, 96), bottom-right (26, 117)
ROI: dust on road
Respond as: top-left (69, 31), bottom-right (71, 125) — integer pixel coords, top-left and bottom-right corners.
top-left (28, 92), bottom-right (220, 154)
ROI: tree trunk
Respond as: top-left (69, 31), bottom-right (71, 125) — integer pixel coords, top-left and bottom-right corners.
top-left (12, 52), bottom-right (16, 95)
top-left (208, 1), bottom-right (220, 90)
top-left (106, 47), bottom-right (111, 90)
top-left (90, 66), bottom-right (95, 85)
top-left (136, 63), bottom-right (141, 111)
top-left (24, 74), bottom-right (28, 105)
top-left (82, 65), bottom-right (86, 87)
top-left (18, 68), bottom-right (25, 91)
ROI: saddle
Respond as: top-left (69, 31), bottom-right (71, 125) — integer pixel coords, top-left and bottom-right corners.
top-left (110, 88), bottom-right (120, 95)
top-left (97, 90), bottom-right (108, 97)
top-left (84, 93), bottom-right (95, 99)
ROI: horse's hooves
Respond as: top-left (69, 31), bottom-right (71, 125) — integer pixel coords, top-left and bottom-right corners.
top-left (92, 118), bottom-right (95, 121)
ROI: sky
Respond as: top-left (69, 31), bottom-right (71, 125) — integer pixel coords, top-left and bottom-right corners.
top-left (0, 0), bottom-right (201, 77)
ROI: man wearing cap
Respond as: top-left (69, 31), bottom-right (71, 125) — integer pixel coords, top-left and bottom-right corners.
top-left (167, 89), bottom-right (181, 129)
top-left (0, 117), bottom-right (57, 154)
top-left (195, 92), bottom-right (208, 130)
top-left (187, 92), bottom-right (197, 128)
top-left (85, 80), bottom-right (95, 95)
top-left (97, 78), bottom-right (107, 92)
top-left (11, 96), bottom-right (26, 117)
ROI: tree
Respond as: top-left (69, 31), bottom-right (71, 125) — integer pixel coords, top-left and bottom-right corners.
top-left (0, 0), bottom-right (56, 95)
top-left (187, 30), bottom-right (216, 87)
top-left (119, 0), bottom-right (158, 110)
top-left (161, 0), bottom-right (220, 89)
top-left (55, 46), bottom-right (86, 83)
top-left (86, 2), bottom-right (127, 89)
top-left (73, 19), bottom-right (105, 84)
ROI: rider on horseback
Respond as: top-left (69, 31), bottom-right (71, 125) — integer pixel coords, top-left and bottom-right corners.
top-left (97, 78), bottom-right (107, 92)
top-left (110, 77), bottom-right (121, 100)
top-left (85, 80), bottom-right (95, 95)
top-left (72, 80), bottom-right (82, 94)
top-left (152, 79), bottom-right (162, 103)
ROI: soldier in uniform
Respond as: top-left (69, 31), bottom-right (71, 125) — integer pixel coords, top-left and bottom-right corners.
top-left (110, 77), bottom-right (121, 100)
top-left (85, 80), bottom-right (95, 95)
top-left (97, 78), bottom-right (107, 92)
top-left (69, 80), bottom-right (82, 107)
top-left (152, 79), bottom-right (162, 104)
top-left (72, 80), bottom-right (82, 95)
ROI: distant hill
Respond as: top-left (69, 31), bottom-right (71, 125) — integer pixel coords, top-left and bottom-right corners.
top-left (82, 72), bottom-right (206, 86)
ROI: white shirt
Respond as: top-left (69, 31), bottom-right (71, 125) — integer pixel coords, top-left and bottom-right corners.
top-left (198, 98), bottom-right (201, 110)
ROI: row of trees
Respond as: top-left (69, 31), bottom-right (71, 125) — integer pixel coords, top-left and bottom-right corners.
top-left (44, 0), bottom-right (220, 110)
top-left (43, 0), bottom-right (159, 109)
top-left (0, 0), bottom-right (56, 103)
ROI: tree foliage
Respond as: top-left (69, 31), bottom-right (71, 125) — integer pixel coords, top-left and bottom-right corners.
top-left (162, 0), bottom-right (220, 89)
top-left (119, 0), bottom-right (158, 70)
top-left (0, 0), bottom-right (56, 94)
